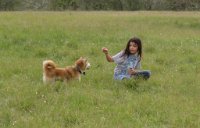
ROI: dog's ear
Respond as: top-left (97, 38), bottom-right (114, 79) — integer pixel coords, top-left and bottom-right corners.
top-left (76, 59), bottom-right (84, 67)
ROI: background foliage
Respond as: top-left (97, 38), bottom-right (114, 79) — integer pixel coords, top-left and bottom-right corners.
top-left (0, 0), bottom-right (200, 11)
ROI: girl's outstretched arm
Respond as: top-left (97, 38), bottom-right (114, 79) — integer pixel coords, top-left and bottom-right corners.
top-left (102, 47), bottom-right (114, 62)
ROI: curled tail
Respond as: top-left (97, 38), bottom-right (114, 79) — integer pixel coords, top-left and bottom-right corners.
top-left (43, 60), bottom-right (56, 71)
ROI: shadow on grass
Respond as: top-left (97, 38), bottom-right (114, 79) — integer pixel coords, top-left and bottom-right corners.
top-left (37, 81), bottom-right (68, 94)
top-left (53, 82), bottom-right (66, 93)
top-left (123, 79), bottom-right (139, 90)
top-left (120, 78), bottom-right (159, 93)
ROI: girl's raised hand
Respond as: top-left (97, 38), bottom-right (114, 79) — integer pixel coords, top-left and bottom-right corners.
top-left (102, 47), bottom-right (108, 54)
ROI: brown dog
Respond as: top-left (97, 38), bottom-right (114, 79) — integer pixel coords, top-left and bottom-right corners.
top-left (43, 57), bottom-right (90, 84)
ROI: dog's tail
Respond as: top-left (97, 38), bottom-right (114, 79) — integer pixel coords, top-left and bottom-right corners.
top-left (43, 60), bottom-right (56, 71)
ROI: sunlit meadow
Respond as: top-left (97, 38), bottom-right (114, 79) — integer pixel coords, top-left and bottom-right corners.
top-left (0, 11), bottom-right (200, 127)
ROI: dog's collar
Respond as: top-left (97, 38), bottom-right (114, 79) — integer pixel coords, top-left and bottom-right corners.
top-left (76, 66), bottom-right (85, 75)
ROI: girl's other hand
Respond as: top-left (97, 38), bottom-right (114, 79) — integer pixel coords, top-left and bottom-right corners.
top-left (102, 47), bottom-right (108, 54)
top-left (128, 68), bottom-right (137, 75)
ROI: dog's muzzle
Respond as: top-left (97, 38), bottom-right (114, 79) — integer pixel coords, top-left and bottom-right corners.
top-left (86, 63), bottom-right (91, 69)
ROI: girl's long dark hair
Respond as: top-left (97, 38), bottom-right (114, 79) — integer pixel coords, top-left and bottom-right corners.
top-left (123, 37), bottom-right (142, 59)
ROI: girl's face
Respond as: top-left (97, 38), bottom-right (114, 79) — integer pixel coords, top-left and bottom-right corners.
top-left (129, 42), bottom-right (138, 54)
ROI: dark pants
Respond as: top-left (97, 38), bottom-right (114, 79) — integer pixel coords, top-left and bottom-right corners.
top-left (132, 70), bottom-right (151, 80)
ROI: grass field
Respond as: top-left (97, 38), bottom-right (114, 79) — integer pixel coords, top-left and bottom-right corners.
top-left (0, 11), bottom-right (200, 127)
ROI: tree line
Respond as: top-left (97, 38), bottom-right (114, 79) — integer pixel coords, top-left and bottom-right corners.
top-left (1, 0), bottom-right (200, 11)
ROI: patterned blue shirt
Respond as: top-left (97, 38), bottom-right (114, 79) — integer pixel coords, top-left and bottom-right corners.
top-left (112, 51), bottom-right (141, 80)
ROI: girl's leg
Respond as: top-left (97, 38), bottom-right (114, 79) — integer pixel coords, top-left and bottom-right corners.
top-left (133, 70), bottom-right (151, 80)
top-left (114, 73), bottom-right (131, 80)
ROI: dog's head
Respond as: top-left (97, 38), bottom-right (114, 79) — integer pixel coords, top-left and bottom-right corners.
top-left (75, 57), bottom-right (90, 74)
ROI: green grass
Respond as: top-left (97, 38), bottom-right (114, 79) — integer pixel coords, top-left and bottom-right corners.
top-left (0, 11), bottom-right (200, 127)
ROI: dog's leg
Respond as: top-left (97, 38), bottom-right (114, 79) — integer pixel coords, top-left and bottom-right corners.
top-left (78, 76), bottom-right (81, 82)
top-left (43, 75), bottom-right (55, 84)
top-left (43, 75), bottom-right (48, 84)
top-left (64, 79), bottom-right (68, 83)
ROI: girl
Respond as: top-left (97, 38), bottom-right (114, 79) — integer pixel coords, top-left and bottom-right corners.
top-left (102, 37), bottom-right (151, 80)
